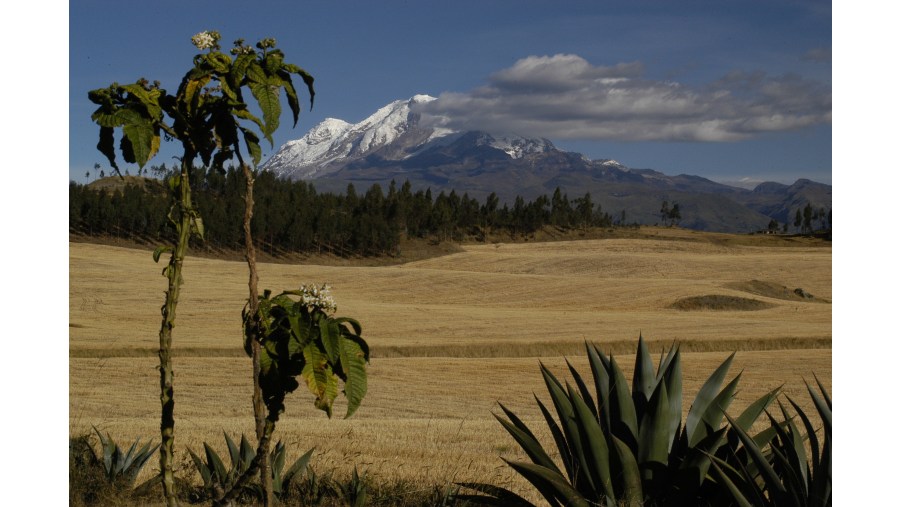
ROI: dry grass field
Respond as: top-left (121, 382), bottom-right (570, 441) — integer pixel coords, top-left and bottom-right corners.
top-left (69, 228), bottom-right (831, 501)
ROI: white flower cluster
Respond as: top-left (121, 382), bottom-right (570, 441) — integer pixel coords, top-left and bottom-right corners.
top-left (298, 283), bottom-right (337, 313)
top-left (191, 31), bottom-right (219, 50)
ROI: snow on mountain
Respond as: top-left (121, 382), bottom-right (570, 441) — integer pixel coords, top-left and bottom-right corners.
top-left (262, 95), bottom-right (555, 179)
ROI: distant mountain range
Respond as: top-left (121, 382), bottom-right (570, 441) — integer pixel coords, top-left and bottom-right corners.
top-left (262, 95), bottom-right (831, 233)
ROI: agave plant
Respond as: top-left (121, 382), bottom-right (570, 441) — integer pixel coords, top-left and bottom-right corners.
top-left (271, 440), bottom-right (315, 497)
top-left (92, 426), bottom-right (160, 489)
top-left (459, 337), bottom-right (781, 506)
top-left (188, 432), bottom-right (255, 499)
top-left (189, 432), bottom-right (314, 500)
top-left (710, 377), bottom-right (831, 506)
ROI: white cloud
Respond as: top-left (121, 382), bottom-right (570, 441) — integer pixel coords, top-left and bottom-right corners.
top-left (415, 54), bottom-right (831, 142)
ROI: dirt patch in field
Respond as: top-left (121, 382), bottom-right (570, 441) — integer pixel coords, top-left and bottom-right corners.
top-left (725, 279), bottom-right (830, 303)
top-left (670, 294), bottom-right (776, 311)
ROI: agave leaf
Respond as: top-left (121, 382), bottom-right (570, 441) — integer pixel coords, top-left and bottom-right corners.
top-left (541, 366), bottom-right (595, 495)
top-left (806, 380), bottom-right (832, 436)
top-left (239, 433), bottom-right (255, 474)
top-left (224, 432), bottom-right (240, 474)
top-left (686, 352), bottom-right (734, 447)
top-left (93, 427), bottom-right (115, 477)
top-left (204, 442), bottom-right (229, 487)
top-left (505, 460), bottom-right (591, 507)
top-left (282, 447), bottom-right (315, 492)
top-left (637, 379), bottom-right (670, 468)
top-left (455, 482), bottom-right (536, 506)
top-left (655, 342), bottom-right (678, 381)
top-left (608, 355), bottom-right (639, 447)
top-left (124, 440), bottom-right (159, 486)
top-left (659, 346), bottom-right (682, 452)
top-left (780, 404), bottom-right (809, 490)
top-left (569, 383), bottom-right (616, 503)
top-left (188, 447), bottom-right (213, 487)
top-left (708, 457), bottom-right (755, 507)
top-left (786, 394), bottom-right (820, 479)
top-left (695, 371), bottom-right (742, 445)
top-left (722, 411), bottom-right (786, 497)
top-left (766, 409), bottom-right (808, 499)
top-left (272, 441), bottom-right (287, 481)
top-left (611, 436), bottom-right (643, 506)
top-left (632, 335), bottom-right (656, 411)
top-left (567, 358), bottom-right (598, 418)
top-left (495, 404), bottom-right (562, 475)
top-left (587, 343), bottom-right (611, 429)
top-left (534, 395), bottom-right (575, 481)
top-left (679, 426), bottom-right (728, 492)
top-left (734, 386), bottom-right (781, 432)
top-left (812, 374), bottom-right (831, 410)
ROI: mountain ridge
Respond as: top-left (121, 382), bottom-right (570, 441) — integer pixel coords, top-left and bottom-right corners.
top-left (261, 96), bottom-right (831, 233)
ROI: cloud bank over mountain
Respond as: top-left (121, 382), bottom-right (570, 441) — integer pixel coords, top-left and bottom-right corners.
top-left (415, 54), bottom-right (831, 143)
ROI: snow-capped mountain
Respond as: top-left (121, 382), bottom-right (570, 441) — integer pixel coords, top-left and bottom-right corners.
top-left (259, 95), bottom-right (830, 233)
top-left (261, 95), bottom-right (555, 179)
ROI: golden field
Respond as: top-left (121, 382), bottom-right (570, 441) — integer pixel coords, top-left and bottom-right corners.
top-left (69, 228), bottom-right (831, 499)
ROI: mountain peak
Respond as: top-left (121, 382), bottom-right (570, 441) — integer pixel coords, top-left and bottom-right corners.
top-left (262, 95), bottom-right (553, 179)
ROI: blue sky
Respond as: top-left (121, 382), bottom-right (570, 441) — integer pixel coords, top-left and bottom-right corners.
top-left (70, 0), bottom-right (832, 187)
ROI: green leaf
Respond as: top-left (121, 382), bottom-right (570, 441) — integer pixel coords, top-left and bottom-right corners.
top-left (153, 245), bottom-right (172, 263)
top-left (282, 447), bottom-right (315, 491)
top-left (637, 379), bottom-right (669, 467)
top-left (493, 410), bottom-right (561, 475)
top-left (569, 383), bottom-right (616, 502)
top-left (239, 127), bottom-right (262, 167)
top-left (659, 346), bottom-right (682, 452)
top-left (722, 411), bottom-right (787, 497)
top-left (455, 482), bottom-right (536, 506)
top-left (301, 343), bottom-right (337, 417)
top-left (611, 436), bottom-right (643, 507)
top-left (608, 355), bottom-right (639, 446)
top-left (587, 343), bottom-right (611, 430)
top-left (204, 442), bottom-right (228, 487)
top-left (708, 458), bottom-right (755, 507)
top-left (338, 331), bottom-right (368, 418)
top-left (686, 352), bottom-right (734, 447)
top-left (505, 461), bottom-right (591, 507)
top-left (632, 335), bottom-right (656, 407)
top-left (96, 126), bottom-right (118, 170)
top-left (247, 61), bottom-right (282, 138)
top-left (116, 108), bottom-right (158, 168)
top-left (320, 319), bottom-right (340, 364)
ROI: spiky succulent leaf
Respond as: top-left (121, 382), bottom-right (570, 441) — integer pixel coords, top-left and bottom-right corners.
top-left (632, 335), bottom-right (657, 410)
top-left (637, 379), bottom-right (670, 468)
top-left (608, 355), bottom-right (639, 447)
top-left (569, 383), bottom-right (616, 502)
top-left (686, 352), bottom-right (735, 447)
top-left (567, 358), bottom-right (598, 418)
top-left (587, 343), bottom-right (611, 429)
top-left (722, 411), bottom-right (787, 498)
top-left (505, 460), bottom-right (591, 507)
top-left (455, 482), bottom-right (536, 506)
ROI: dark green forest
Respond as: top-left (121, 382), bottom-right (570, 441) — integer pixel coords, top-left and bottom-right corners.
top-left (69, 165), bottom-right (616, 257)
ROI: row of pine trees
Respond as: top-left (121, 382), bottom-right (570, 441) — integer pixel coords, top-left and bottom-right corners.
top-left (69, 166), bottom-right (616, 256)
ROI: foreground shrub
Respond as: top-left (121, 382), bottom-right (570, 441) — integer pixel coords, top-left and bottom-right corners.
top-left (710, 378), bottom-right (832, 506)
top-left (187, 432), bottom-right (314, 502)
top-left (70, 432), bottom-right (172, 506)
top-left (459, 337), bottom-right (782, 506)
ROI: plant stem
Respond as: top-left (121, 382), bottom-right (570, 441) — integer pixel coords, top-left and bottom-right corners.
top-left (157, 156), bottom-right (194, 507)
top-left (241, 163), bottom-right (273, 506)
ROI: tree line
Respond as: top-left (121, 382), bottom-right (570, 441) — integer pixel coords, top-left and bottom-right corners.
top-left (69, 165), bottom-right (616, 256)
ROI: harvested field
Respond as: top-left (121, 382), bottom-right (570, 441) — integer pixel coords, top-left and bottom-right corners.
top-left (69, 230), bottom-right (831, 500)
